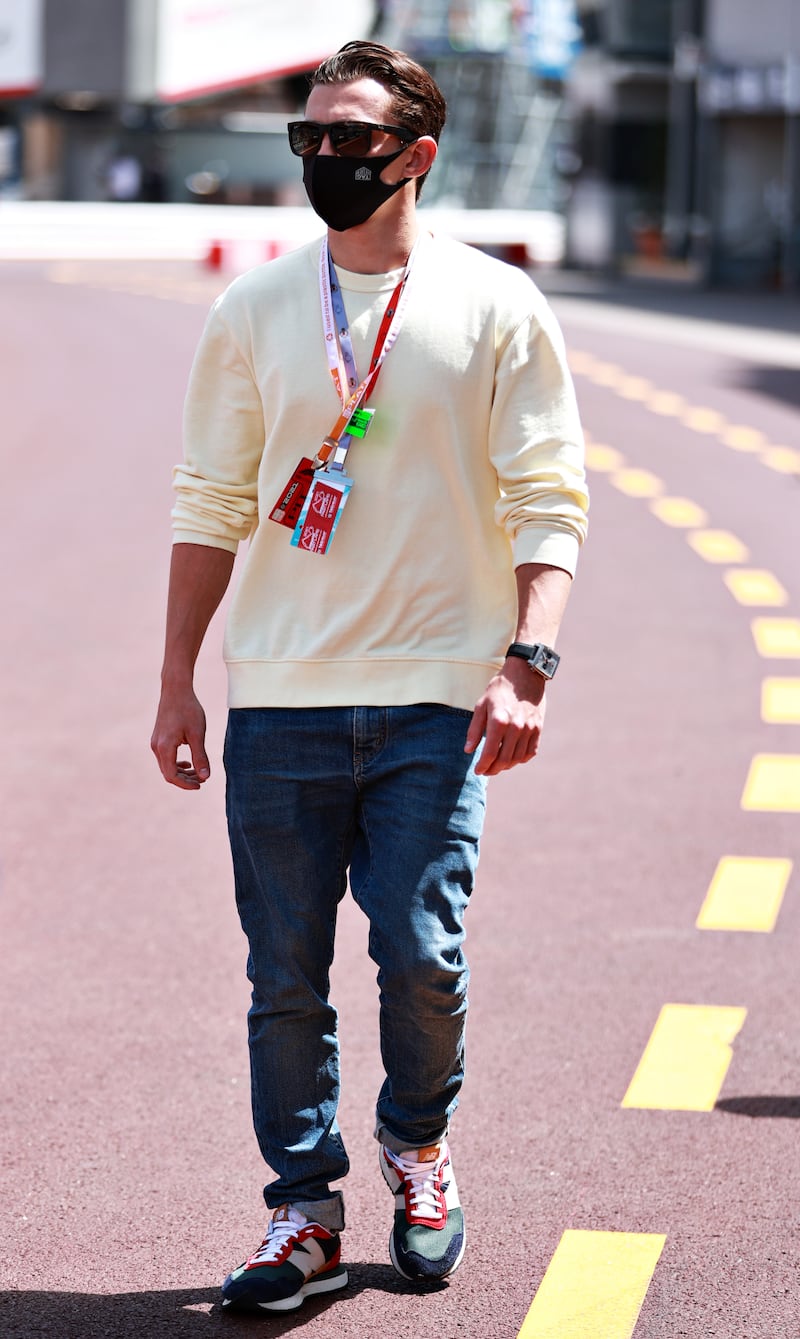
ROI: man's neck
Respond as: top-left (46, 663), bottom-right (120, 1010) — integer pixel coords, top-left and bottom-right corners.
top-left (326, 209), bottom-right (420, 275)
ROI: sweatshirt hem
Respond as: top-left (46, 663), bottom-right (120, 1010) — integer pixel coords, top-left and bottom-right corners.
top-left (225, 657), bottom-right (502, 712)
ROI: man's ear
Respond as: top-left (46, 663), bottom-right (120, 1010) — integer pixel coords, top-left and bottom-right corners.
top-left (402, 135), bottom-right (438, 183)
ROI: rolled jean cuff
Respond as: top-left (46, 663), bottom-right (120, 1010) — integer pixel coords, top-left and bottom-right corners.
top-left (289, 1193), bottom-right (345, 1233)
top-left (374, 1118), bottom-right (450, 1155)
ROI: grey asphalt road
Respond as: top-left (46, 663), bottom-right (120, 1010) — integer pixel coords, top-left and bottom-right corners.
top-left (1, 259), bottom-right (798, 1339)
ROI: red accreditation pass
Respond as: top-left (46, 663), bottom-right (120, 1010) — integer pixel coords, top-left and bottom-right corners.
top-left (269, 457), bottom-right (316, 528)
top-left (290, 473), bottom-right (353, 555)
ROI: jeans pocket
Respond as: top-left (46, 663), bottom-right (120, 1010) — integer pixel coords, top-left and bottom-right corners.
top-left (420, 703), bottom-right (474, 720)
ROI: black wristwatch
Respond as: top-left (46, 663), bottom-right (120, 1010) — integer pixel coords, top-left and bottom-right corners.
top-left (505, 642), bottom-right (560, 680)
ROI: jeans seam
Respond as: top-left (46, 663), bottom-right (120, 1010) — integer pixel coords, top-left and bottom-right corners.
top-left (336, 812), bottom-right (355, 906)
top-left (353, 797), bottom-right (374, 910)
top-left (352, 707), bottom-right (360, 790)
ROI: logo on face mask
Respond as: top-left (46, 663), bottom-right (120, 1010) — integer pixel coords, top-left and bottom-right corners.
top-left (302, 146), bottom-right (411, 231)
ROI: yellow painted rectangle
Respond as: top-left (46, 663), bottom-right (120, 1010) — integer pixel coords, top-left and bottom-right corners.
top-left (762, 446), bottom-right (800, 474)
top-left (752, 618), bottom-right (800, 658)
top-left (723, 569), bottom-right (788, 607)
top-left (611, 469), bottom-right (664, 499)
top-left (518, 1231), bottom-right (666, 1339)
top-left (568, 351), bottom-right (598, 376)
top-left (585, 444), bottom-right (624, 472)
top-left (621, 1004), bottom-right (746, 1111)
top-left (590, 362), bottom-right (624, 387)
top-left (682, 406), bottom-right (727, 434)
top-left (649, 497), bottom-right (708, 528)
top-left (762, 678), bottom-right (800, 723)
top-left (722, 425), bottom-right (766, 452)
top-left (617, 375), bottom-right (652, 400)
top-left (647, 390), bottom-right (685, 416)
top-left (696, 856), bottom-right (792, 932)
top-left (687, 530), bottom-right (749, 563)
top-left (741, 754), bottom-right (800, 812)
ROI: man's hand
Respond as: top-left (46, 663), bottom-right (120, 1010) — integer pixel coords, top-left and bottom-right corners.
top-left (151, 686), bottom-right (210, 790)
top-left (150, 543), bottom-right (235, 790)
top-left (464, 657), bottom-right (546, 777)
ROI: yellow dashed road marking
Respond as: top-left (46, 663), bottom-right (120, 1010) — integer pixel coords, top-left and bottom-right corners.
top-left (567, 353), bottom-right (787, 491)
top-left (610, 469), bottom-right (664, 499)
top-left (681, 406), bottom-right (727, 434)
top-left (517, 1231), bottom-right (666, 1339)
top-left (45, 261), bottom-right (224, 304)
top-left (752, 617), bottom-right (800, 658)
top-left (761, 446), bottom-right (800, 475)
top-left (589, 362), bottom-right (625, 388)
top-left (568, 351), bottom-right (599, 376)
top-left (649, 497), bottom-right (708, 528)
top-left (646, 390), bottom-right (686, 416)
top-left (762, 677), bottom-right (800, 723)
top-left (742, 754), bottom-right (800, 811)
top-left (617, 375), bottom-right (652, 401)
top-left (722, 425), bottom-right (767, 452)
top-left (723, 569), bottom-right (788, 607)
top-left (621, 1004), bottom-right (746, 1111)
top-left (696, 856), bottom-right (792, 932)
top-left (585, 444), bottom-right (625, 472)
top-left (687, 530), bottom-right (749, 563)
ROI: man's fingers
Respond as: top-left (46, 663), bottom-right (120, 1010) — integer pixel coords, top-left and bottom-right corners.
top-left (476, 725), bottom-right (540, 776)
top-left (187, 732), bottom-right (211, 781)
top-left (514, 729), bottom-right (540, 763)
top-left (464, 703), bottom-right (488, 755)
top-left (475, 716), bottom-right (518, 775)
top-left (163, 751), bottom-right (208, 789)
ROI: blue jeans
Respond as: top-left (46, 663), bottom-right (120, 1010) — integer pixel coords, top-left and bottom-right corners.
top-left (224, 704), bottom-right (487, 1232)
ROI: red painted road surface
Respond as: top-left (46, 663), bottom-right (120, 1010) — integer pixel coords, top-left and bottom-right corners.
top-left (1, 260), bottom-right (799, 1339)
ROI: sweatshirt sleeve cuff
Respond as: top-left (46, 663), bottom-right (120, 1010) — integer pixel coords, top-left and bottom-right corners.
top-left (512, 528), bottom-right (580, 576)
top-left (172, 530), bottom-right (240, 555)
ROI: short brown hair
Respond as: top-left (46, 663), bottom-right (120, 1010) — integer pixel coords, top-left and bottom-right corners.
top-left (309, 40), bottom-right (446, 197)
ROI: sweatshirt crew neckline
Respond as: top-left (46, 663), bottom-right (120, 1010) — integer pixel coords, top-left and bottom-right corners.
top-left (325, 231), bottom-right (432, 293)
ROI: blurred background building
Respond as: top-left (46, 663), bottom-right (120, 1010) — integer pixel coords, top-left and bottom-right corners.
top-left (565, 0), bottom-right (800, 288)
top-left (0, 0), bottom-right (798, 288)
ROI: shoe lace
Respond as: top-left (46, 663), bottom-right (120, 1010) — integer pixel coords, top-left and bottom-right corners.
top-left (391, 1150), bottom-right (446, 1221)
top-left (249, 1214), bottom-right (306, 1266)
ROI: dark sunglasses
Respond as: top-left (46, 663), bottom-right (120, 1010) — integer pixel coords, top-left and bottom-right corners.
top-left (287, 120), bottom-right (417, 159)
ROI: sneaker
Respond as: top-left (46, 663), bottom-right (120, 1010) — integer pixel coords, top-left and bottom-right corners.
top-left (380, 1140), bottom-right (465, 1281)
top-left (221, 1204), bottom-right (347, 1313)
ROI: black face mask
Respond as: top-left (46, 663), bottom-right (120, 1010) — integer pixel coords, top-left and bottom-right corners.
top-left (303, 147), bottom-right (411, 232)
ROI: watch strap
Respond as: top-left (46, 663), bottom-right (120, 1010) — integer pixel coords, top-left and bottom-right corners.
top-left (505, 641), bottom-right (560, 679)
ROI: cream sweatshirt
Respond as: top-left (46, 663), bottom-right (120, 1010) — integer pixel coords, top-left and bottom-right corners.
top-left (173, 231), bottom-right (588, 710)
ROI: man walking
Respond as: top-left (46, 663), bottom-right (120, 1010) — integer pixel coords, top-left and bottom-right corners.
top-left (151, 40), bottom-right (588, 1315)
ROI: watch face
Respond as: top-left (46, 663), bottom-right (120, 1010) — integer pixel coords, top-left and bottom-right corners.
top-left (532, 646), bottom-right (559, 677)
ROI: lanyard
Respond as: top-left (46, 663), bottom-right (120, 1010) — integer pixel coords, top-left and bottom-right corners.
top-left (316, 235), bottom-right (422, 469)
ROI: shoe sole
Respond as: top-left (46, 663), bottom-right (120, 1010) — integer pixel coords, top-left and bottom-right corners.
top-left (221, 1265), bottom-right (348, 1313)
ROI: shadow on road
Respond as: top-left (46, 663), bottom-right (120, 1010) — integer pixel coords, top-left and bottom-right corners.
top-left (716, 1096), bottom-right (800, 1119)
top-left (728, 364), bottom-right (800, 409)
top-left (0, 1265), bottom-right (446, 1337)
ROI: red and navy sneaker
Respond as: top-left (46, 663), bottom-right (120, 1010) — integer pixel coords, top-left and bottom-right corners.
top-left (221, 1204), bottom-right (347, 1313)
top-left (380, 1140), bottom-right (466, 1281)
